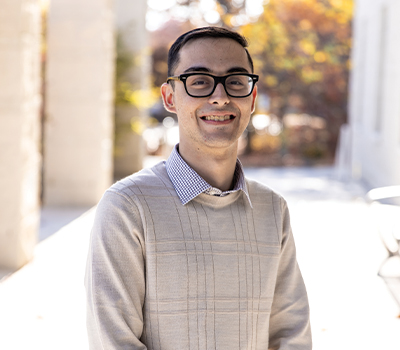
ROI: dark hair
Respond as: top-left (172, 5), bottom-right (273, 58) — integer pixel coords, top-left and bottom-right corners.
top-left (167, 26), bottom-right (254, 77)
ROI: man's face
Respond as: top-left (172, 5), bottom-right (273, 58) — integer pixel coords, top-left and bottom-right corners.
top-left (161, 37), bottom-right (257, 153)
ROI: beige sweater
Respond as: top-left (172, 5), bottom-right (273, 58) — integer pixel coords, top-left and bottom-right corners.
top-left (85, 162), bottom-right (311, 350)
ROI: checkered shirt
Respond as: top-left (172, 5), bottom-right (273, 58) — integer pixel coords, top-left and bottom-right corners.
top-left (165, 144), bottom-right (252, 207)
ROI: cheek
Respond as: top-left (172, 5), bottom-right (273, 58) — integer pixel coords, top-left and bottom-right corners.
top-left (176, 101), bottom-right (198, 120)
top-left (175, 105), bottom-right (197, 127)
top-left (242, 102), bottom-right (254, 118)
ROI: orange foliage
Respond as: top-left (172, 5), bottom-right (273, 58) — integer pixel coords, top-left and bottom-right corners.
top-left (235, 0), bottom-right (353, 152)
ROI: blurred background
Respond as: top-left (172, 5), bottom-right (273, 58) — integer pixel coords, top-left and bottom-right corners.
top-left (0, 0), bottom-right (400, 349)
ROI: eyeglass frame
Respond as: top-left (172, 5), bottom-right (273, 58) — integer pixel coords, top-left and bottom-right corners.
top-left (166, 72), bottom-right (259, 98)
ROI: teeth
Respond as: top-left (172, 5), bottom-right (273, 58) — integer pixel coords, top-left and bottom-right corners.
top-left (204, 115), bottom-right (232, 121)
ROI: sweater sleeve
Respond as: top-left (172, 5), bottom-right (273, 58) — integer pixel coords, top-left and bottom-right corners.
top-left (268, 198), bottom-right (312, 350)
top-left (85, 190), bottom-right (147, 350)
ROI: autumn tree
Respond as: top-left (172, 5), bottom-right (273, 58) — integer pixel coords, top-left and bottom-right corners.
top-left (238, 0), bottom-right (353, 153)
top-left (148, 0), bottom-right (353, 160)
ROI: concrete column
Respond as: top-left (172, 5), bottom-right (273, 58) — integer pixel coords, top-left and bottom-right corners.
top-left (348, 0), bottom-right (400, 188)
top-left (44, 0), bottom-right (115, 206)
top-left (114, 0), bottom-right (149, 178)
top-left (0, 0), bottom-right (42, 270)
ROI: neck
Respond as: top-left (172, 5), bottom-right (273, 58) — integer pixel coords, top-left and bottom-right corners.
top-left (178, 142), bottom-right (238, 191)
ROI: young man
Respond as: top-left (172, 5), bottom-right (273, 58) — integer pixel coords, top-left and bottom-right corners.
top-left (85, 27), bottom-right (311, 349)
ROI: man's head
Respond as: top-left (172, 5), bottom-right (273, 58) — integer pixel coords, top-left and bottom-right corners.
top-left (167, 26), bottom-right (254, 77)
top-left (161, 26), bottom-right (257, 155)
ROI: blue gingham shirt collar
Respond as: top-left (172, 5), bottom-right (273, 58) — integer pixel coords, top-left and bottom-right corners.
top-left (165, 144), bottom-right (252, 207)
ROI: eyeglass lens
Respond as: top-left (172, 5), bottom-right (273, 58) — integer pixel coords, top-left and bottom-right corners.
top-left (185, 74), bottom-right (254, 97)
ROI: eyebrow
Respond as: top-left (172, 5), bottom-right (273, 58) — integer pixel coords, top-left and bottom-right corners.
top-left (183, 66), bottom-right (250, 74)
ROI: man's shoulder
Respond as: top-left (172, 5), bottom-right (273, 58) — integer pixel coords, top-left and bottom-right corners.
top-left (107, 161), bottom-right (174, 200)
top-left (245, 176), bottom-right (285, 203)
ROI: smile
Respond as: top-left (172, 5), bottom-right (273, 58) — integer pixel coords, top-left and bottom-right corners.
top-left (201, 115), bottom-right (235, 121)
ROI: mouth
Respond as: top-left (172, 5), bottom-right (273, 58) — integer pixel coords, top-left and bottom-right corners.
top-left (200, 114), bottom-right (236, 121)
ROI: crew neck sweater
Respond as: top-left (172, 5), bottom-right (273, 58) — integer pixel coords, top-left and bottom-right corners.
top-left (85, 161), bottom-right (311, 350)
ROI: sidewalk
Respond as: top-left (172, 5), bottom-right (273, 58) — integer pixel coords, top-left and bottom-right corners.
top-left (245, 167), bottom-right (400, 350)
top-left (0, 207), bottom-right (95, 350)
top-left (0, 166), bottom-right (399, 349)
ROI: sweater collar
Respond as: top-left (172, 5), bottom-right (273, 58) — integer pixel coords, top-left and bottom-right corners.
top-left (165, 144), bottom-right (252, 207)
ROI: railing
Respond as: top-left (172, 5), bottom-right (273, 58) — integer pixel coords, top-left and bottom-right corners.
top-left (367, 186), bottom-right (400, 317)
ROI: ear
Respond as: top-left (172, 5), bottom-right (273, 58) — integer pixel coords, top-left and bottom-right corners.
top-left (250, 85), bottom-right (257, 114)
top-left (161, 83), bottom-right (177, 114)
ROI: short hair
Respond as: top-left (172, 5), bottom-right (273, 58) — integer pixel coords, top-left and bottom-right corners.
top-left (167, 26), bottom-right (254, 77)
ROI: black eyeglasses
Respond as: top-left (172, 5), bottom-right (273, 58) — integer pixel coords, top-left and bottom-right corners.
top-left (167, 72), bottom-right (259, 98)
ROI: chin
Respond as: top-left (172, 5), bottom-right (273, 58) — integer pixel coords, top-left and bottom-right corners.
top-left (202, 137), bottom-right (239, 149)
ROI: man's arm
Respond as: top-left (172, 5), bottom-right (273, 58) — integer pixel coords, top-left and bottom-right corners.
top-left (85, 190), bottom-right (147, 350)
top-left (268, 198), bottom-right (312, 350)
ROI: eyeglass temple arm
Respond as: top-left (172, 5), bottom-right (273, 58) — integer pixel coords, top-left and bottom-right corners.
top-left (167, 76), bottom-right (181, 82)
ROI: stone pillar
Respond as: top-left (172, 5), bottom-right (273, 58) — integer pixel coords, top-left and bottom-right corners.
top-left (348, 0), bottom-right (400, 188)
top-left (0, 0), bottom-right (42, 270)
top-left (114, 0), bottom-right (149, 178)
top-left (44, 0), bottom-right (115, 206)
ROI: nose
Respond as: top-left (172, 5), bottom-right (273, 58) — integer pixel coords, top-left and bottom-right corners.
top-left (208, 82), bottom-right (230, 106)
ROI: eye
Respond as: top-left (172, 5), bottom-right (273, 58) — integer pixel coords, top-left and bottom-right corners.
top-left (191, 79), bottom-right (208, 86)
top-left (229, 80), bottom-right (245, 86)
top-left (226, 75), bottom-right (248, 89)
top-left (187, 75), bottom-right (213, 89)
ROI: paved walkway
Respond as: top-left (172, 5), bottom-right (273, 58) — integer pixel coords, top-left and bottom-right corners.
top-left (0, 166), bottom-right (399, 349)
top-left (245, 167), bottom-right (400, 350)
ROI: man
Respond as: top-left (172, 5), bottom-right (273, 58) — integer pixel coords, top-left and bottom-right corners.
top-left (85, 26), bottom-right (311, 349)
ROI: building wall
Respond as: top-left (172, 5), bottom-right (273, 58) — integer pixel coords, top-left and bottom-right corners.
top-left (0, 0), bottom-right (42, 270)
top-left (349, 0), bottom-right (400, 187)
top-left (43, 0), bottom-right (115, 206)
top-left (0, 0), bottom-right (148, 271)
